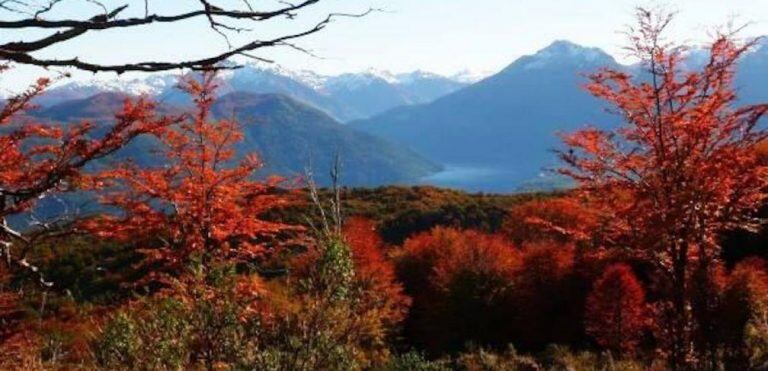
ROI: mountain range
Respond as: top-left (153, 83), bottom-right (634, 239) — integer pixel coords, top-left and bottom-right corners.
top-left (351, 41), bottom-right (617, 191)
top-left (24, 39), bottom-right (768, 193)
top-left (34, 66), bottom-right (471, 122)
top-left (27, 91), bottom-right (441, 187)
top-left (351, 39), bottom-right (768, 192)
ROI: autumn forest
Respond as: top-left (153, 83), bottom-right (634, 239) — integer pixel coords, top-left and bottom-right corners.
top-left (3, 1), bottom-right (768, 370)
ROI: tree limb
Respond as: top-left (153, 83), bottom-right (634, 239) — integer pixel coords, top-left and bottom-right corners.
top-left (0, 1), bottom-right (371, 73)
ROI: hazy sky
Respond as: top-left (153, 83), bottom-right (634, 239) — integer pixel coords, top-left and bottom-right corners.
top-left (3, 0), bottom-right (768, 90)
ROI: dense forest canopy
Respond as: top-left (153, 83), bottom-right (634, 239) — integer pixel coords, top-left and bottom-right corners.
top-left (2, 3), bottom-right (768, 370)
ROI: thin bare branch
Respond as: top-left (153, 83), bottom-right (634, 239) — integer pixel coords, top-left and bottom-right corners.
top-left (0, 1), bottom-right (373, 73)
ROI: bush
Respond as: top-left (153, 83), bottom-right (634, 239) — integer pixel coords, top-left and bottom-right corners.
top-left (94, 299), bottom-right (192, 370)
top-left (454, 346), bottom-right (540, 371)
top-left (93, 313), bottom-right (140, 368)
top-left (509, 242), bottom-right (588, 351)
top-left (542, 345), bottom-right (646, 371)
top-left (262, 229), bottom-right (408, 370)
top-left (382, 351), bottom-right (450, 371)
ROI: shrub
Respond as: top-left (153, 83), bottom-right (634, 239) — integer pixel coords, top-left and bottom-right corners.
top-left (454, 346), bottom-right (540, 371)
top-left (383, 351), bottom-right (450, 371)
top-left (94, 299), bottom-right (192, 370)
top-left (263, 227), bottom-right (409, 370)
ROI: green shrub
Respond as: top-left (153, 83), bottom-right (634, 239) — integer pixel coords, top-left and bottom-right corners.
top-left (454, 346), bottom-right (540, 371)
top-left (93, 312), bottom-right (140, 369)
top-left (381, 351), bottom-right (450, 371)
top-left (93, 298), bottom-right (192, 370)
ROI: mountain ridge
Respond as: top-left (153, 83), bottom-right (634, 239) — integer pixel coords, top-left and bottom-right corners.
top-left (26, 90), bottom-right (441, 187)
top-left (351, 38), bottom-right (768, 192)
top-left (31, 66), bottom-right (470, 123)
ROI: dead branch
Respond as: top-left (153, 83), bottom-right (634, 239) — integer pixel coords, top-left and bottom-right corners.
top-left (0, 1), bottom-right (372, 73)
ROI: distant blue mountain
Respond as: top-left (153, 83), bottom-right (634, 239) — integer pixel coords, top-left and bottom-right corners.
top-left (322, 71), bottom-right (466, 120)
top-left (28, 39), bottom-right (768, 193)
top-left (352, 39), bottom-right (768, 192)
top-left (736, 38), bottom-right (768, 105)
top-left (352, 41), bottom-right (619, 191)
top-left (29, 91), bottom-right (441, 187)
top-left (36, 66), bottom-right (467, 123)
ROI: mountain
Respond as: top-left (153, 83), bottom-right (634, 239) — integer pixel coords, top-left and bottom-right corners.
top-left (450, 69), bottom-right (494, 84)
top-left (32, 75), bottom-right (177, 107)
top-left (736, 38), bottom-right (768, 105)
top-left (396, 71), bottom-right (472, 102)
top-left (352, 40), bottom-right (619, 191)
top-left (28, 92), bottom-right (440, 186)
top-left (322, 70), bottom-right (466, 119)
top-left (210, 92), bottom-right (441, 185)
top-left (37, 92), bottom-right (136, 121)
top-left (14, 38), bottom-right (768, 194)
top-left (37, 66), bottom-right (466, 123)
top-left (210, 67), bottom-right (359, 122)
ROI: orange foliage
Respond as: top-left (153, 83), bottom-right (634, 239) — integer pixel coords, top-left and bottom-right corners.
top-left (558, 9), bottom-right (768, 366)
top-left (86, 72), bottom-right (295, 285)
top-left (503, 196), bottom-right (601, 245)
top-left (0, 67), bottom-right (171, 360)
top-left (0, 301), bottom-right (102, 368)
top-left (343, 217), bottom-right (410, 330)
top-left (585, 263), bottom-right (648, 355)
top-left (719, 258), bottom-right (768, 363)
top-left (0, 69), bottom-right (171, 276)
top-left (0, 265), bottom-right (26, 361)
top-left (397, 227), bottom-right (519, 353)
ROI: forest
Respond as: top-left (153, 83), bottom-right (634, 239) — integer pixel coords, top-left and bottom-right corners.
top-left (3, 1), bottom-right (768, 370)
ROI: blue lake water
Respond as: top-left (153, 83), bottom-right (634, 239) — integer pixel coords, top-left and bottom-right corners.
top-left (415, 164), bottom-right (565, 193)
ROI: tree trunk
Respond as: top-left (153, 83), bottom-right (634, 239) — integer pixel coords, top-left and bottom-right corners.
top-left (671, 240), bottom-right (691, 370)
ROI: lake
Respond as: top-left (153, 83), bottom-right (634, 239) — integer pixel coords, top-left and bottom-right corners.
top-left (416, 164), bottom-right (567, 193)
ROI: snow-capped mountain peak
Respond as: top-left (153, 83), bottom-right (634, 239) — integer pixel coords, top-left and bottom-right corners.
top-left (511, 40), bottom-right (616, 71)
top-left (57, 74), bottom-right (176, 96)
top-left (396, 70), bottom-right (445, 84)
top-left (450, 69), bottom-right (493, 83)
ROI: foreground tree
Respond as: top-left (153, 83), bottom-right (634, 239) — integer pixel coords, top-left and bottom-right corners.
top-left (87, 72), bottom-right (294, 286)
top-left (0, 66), bottom-right (172, 364)
top-left (0, 67), bottom-right (171, 285)
top-left (559, 8), bottom-right (768, 368)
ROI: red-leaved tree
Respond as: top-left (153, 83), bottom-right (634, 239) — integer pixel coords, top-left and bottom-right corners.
top-left (558, 8), bottom-right (768, 367)
top-left (342, 217), bottom-right (410, 364)
top-left (397, 227), bottom-right (519, 353)
top-left (342, 216), bottom-right (410, 335)
top-left (0, 68), bottom-right (171, 283)
top-left (0, 65), bottom-right (172, 360)
top-left (86, 72), bottom-right (294, 287)
top-left (585, 263), bottom-right (648, 355)
top-left (502, 196), bottom-right (602, 245)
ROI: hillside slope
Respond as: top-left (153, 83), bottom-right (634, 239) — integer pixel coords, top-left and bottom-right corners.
top-left (31, 92), bottom-right (441, 186)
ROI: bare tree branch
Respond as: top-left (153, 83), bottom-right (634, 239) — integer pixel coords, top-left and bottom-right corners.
top-left (0, 0), bottom-right (372, 73)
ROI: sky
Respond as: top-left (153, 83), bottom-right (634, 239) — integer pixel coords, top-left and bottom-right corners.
top-left (2, 0), bottom-right (768, 91)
